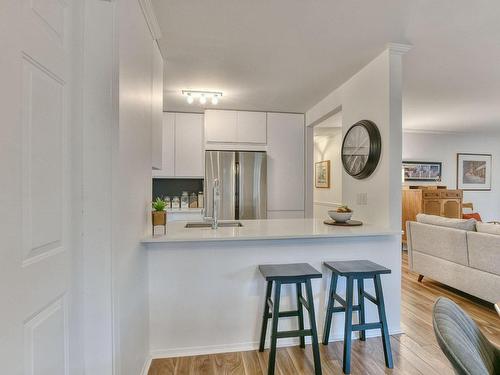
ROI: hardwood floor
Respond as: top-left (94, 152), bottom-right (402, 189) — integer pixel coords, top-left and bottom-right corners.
top-left (148, 252), bottom-right (500, 374)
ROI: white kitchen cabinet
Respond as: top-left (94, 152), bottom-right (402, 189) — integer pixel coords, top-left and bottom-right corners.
top-left (151, 41), bottom-right (164, 169)
top-left (153, 112), bottom-right (203, 178)
top-left (205, 110), bottom-right (267, 144)
top-left (153, 113), bottom-right (175, 177)
top-left (205, 110), bottom-right (238, 143)
top-left (174, 113), bottom-right (204, 177)
top-left (267, 113), bottom-right (305, 212)
top-left (237, 111), bottom-right (267, 143)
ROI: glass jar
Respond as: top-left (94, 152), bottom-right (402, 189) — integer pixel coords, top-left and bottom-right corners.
top-left (164, 196), bottom-right (171, 209)
top-left (197, 191), bottom-right (204, 208)
top-left (171, 196), bottom-right (180, 209)
top-left (181, 191), bottom-right (189, 209)
top-left (189, 192), bottom-right (198, 208)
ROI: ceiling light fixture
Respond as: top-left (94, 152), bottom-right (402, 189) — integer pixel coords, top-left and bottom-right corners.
top-left (182, 90), bottom-right (223, 105)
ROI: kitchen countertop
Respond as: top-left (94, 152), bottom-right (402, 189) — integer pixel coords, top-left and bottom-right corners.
top-left (142, 218), bottom-right (400, 243)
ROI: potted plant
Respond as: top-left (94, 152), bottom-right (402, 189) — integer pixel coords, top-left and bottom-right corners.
top-left (152, 197), bottom-right (167, 233)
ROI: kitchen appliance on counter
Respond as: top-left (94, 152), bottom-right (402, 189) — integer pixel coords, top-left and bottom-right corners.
top-left (205, 151), bottom-right (267, 220)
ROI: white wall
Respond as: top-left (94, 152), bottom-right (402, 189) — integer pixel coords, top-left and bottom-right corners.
top-left (313, 125), bottom-right (343, 219)
top-left (113, 0), bottom-right (153, 374)
top-left (306, 45), bottom-right (409, 230)
top-left (403, 131), bottom-right (500, 221)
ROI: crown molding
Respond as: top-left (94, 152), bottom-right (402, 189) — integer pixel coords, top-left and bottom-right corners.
top-left (138, 0), bottom-right (162, 40)
top-left (386, 42), bottom-right (413, 55)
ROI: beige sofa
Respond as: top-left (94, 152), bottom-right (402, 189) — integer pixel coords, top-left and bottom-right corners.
top-left (406, 214), bottom-right (500, 303)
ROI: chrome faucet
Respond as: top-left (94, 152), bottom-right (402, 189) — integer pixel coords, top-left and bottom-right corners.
top-left (212, 178), bottom-right (220, 229)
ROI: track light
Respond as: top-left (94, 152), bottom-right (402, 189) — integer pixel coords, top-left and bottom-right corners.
top-left (182, 90), bottom-right (223, 105)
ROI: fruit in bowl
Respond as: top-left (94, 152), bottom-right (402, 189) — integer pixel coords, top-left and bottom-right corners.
top-left (328, 205), bottom-right (353, 223)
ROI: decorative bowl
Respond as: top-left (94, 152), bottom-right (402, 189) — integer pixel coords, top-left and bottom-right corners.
top-left (328, 210), bottom-right (353, 223)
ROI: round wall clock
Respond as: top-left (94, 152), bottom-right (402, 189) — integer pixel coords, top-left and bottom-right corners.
top-left (341, 120), bottom-right (381, 179)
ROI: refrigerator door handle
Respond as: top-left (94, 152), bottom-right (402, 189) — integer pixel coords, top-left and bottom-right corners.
top-left (235, 161), bottom-right (240, 220)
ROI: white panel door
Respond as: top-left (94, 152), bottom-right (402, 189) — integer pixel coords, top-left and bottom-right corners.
top-left (175, 113), bottom-right (204, 177)
top-left (267, 113), bottom-right (305, 211)
top-left (237, 111), bottom-right (267, 144)
top-left (0, 1), bottom-right (76, 374)
top-left (151, 41), bottom-right (164, 170)
top-left (204, 109), bottom-right (238, 143)
top-left (153, 112), bottom-right (175, 177)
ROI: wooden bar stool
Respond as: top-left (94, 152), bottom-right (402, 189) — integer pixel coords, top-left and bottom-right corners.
top-left (259, 263), bottom-right (323, 375)
top-left (322, 260), bottom-right (393, 374)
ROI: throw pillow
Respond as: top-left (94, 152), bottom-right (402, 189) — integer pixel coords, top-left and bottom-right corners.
top-left (416, 213), bottom-right (477, 231)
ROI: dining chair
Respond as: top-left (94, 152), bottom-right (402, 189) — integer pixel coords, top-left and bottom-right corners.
top-left (433, 297), bottom-right (500, 375)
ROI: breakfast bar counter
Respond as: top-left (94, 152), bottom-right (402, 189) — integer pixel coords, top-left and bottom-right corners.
top-left (144, 218), bottom-right (402, 359)
top-left (143, 218), bottom-right (399, 243)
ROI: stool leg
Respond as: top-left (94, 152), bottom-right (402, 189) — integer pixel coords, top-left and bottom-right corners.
top-left (374, 275), bottom-right (393, 369)
top-left (296, 282), bottom-right (305, 348)
top-left (305, 279), bottom-right (322, 375)
top-left (357, 278), bottom-right (366, 341)
top-left (322, 274), bottom-right (338, 345)
top-left (342, 276), bottom-right (354, 374)
top-left (268, 281), bottom-right (281, 375)
top-left (259, 281), bottom-right (273, 352)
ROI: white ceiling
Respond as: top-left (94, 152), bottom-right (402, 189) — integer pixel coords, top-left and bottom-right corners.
top-left (152, 0), bottom-right (500, 132)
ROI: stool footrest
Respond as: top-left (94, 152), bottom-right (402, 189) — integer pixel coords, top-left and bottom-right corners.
top-left (361, 291), bottom-right (378, 305)
top-left (276, 329), bottom-right (312, 339)
top-left (352, 322), bottom-right (382, 331)
top-left (332, 305), bottom-right (361, 313)
top-left (266, 310), bottom-right (300, 319)
top-left (332, 292), bottom-right (346, 307)
top-left (267, 297), bottom-right (273, 310)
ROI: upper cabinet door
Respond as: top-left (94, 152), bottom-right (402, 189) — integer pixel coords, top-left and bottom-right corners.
top-left (153, 112), bottom-right (175, 177)
top-left (267, 113), bottom-right (305, 211)
top-left (237, 111), bottom-right (267, 144)
top-left (205, 110), bottom-right (238, 143)
top-left (175, 113), bottom-right (204, 177)
top-left (151, 42), bottom-right (164, 169)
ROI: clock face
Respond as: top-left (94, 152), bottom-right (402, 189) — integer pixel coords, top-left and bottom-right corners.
top-left (341, 120), bottom-right (381, 179)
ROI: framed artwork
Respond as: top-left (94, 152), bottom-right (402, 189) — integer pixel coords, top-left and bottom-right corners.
top-left (457, 153), bottom-right (492, 191)
top-left (315, 160), bottom-right (330, 188)
top-left (403, 161), bottom-right (442, 182)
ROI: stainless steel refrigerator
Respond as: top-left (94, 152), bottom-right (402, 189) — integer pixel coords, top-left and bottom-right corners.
top-left (205, 150), bottom-right (267, 220)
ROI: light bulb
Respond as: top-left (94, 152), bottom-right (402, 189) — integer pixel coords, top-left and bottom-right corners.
top-left (211, 95), bottom-right (219, 105)
top-left (199, 95), bottom-right (207, 105)
top-left (186, 94), bottom-right (194, 104)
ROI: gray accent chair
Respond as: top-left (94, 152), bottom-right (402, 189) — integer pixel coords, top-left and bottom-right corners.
top-left (432, 297), bottom-right (500, 374)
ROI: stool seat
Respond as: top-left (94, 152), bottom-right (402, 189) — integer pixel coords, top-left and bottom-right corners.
top-left (324, 260), bottom-right (391, 276)
top-left (259, 263), bottom-right (322, 281)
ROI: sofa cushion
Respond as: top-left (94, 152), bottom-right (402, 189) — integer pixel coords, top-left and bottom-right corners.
top-left (416, 214), bottom-right (477, 231)
top-left (467, 232), bottom-right (500, 276)
top-left (408, 221), bottom-right (469, 265)
top-left (476, 222), bottom-right (500, 236)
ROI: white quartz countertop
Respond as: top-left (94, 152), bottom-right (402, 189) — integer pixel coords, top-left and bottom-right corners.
top-left (142, 218), bottom-right (400, 244)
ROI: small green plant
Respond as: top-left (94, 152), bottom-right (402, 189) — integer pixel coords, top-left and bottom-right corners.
top-left (152, 197), bottom-right (167, 211)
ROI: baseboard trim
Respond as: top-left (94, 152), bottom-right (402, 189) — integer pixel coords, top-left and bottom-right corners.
top-left (140, 355), bottom-right (153, 375)
top-left (150, 329), bottom-right (403, 359)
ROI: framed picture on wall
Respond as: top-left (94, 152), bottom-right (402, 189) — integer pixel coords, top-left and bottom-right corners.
top-left (457, 153), bottom-right (492, 191)
top-left (315, 160), bottom-right (330, 188)
top-left (402, 161), bottom-right (442, 182)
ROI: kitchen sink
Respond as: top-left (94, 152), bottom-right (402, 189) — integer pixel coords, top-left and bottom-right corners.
top-left (184, 221), bottom-right (243, 229)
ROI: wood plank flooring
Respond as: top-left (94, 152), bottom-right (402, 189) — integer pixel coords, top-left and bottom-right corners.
top-left (148, 252), bottom-right (500, 374)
